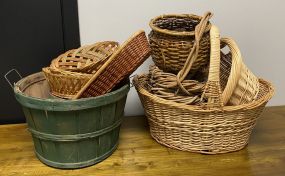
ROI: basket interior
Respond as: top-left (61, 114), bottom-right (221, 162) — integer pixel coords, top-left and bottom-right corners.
top-left (153, 16), bottom-right (201, 32)
top-left (16, 72), bottom-right (129, 100)
top-left (17, 72), bottom-right (51, 99)
top-left (136, 74), bottom-right (272, 108)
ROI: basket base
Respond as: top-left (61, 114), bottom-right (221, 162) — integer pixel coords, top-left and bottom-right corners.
top-left (34, 142), bottom-right (118, 169)
top-left (150, 132), bottom-right (249, 155)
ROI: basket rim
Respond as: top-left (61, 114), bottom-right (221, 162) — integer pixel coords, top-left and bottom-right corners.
top-left (42, 67), bottom-right (92, 77)
top-left (14, 72), bottom-right (130, 111)
top-left (149, 14), bottom-right (212, 36)
top-left (134, 75), bottom-right (274, 112)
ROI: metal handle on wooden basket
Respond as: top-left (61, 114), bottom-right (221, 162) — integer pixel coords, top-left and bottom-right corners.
top-left (4, 69), bottom-right (23, 89)
top-left (201, 25), bottom-right (223, 108)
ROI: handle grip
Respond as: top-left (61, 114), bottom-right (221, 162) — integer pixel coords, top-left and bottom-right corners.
top-left (4, 69), bottom-right (22, 89)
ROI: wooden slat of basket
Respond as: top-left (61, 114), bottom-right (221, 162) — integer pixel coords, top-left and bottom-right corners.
top-left (72, 30), bottom-right (151, 99)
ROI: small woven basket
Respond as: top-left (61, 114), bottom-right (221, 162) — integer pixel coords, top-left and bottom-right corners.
top-left (51, 41), bottom-right (119, 73)
top-left (42, 67), bottom-right (92, 99)
top-left (149, 12), bottom-right (212, 74)
top-left (133, 25), bottom-right (274, 154)
top-left (72, 30), bottom-right (151, 99)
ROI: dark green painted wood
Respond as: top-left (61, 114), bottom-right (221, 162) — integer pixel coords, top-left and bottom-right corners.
top-left (78, 138), bottom-right (97, 162)
top-left (31, 136), bottom-right (43, 156)
top-left (101, 103), bottom-right (116, 128)
top-left (115, 97), bottom-right (127, 121)
top-left (40, 140), bottom-right (58, 162)
top-left (13, 72), bottom-right (130, 169)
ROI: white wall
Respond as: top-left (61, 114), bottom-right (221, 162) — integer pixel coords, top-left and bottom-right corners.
top-left (78, 0), bottom-right (285, 116)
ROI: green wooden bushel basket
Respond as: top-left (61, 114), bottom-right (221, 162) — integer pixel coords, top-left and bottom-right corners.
top-left (13, 72), bottom-right (130, 169)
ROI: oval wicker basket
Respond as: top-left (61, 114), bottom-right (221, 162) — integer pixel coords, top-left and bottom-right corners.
top-left (149, 12), bottom-right (212, 74)
top-left (51, 41), bottom-right (119, 74)
top-left (133, 25), bottom-right (274, 154)
top-left (42, 67), bottom-right (92, 99)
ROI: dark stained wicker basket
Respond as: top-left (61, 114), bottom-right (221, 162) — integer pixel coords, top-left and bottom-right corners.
top-left (73, 30), bottom-right (151, 99)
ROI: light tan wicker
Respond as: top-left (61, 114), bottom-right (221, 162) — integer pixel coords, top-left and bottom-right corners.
top-left (146, 65), bottom-right (205, 105)
top-left (51, 41), bottom-right (119, 73)
top-left (149, 12), bottom-right (212, 74)
top-left (220, 38), bottom-right (260, 105)
top-left (133, 25), bottom-right (274, 154)
top-left (42, 67), bottom-right (92, 99)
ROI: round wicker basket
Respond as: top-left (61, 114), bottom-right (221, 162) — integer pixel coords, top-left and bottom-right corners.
top-left (149, 12), bottom-right (212, 74)
top-left (42, 67), bottom-right (92, 99)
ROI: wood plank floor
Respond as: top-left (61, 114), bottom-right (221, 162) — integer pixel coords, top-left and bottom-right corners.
top-left (0, 106), bottom-right (285, 176)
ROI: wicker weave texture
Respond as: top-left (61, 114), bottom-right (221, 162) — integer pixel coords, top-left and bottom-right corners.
top-left (149, 13), bottom-right (212, 74)
top-left (51, 41), bottom-right (119, 73)
top-left (42, 67), bottom-right (91, 99)
top-left (133, 25), bottom-right (274, 154)
top-left (220, 38), bottom-right (259, 105)
top-left (73, 30), bottom-right (151, 99)
top-left (134, 75), bottom-right (274, 154)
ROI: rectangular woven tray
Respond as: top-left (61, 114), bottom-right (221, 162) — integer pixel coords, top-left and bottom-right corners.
top-left (73, 30), bottom-right (151, 99)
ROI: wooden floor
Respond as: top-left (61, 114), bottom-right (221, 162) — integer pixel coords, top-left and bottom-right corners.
top-left (0, 106), bottom-right (285, 176)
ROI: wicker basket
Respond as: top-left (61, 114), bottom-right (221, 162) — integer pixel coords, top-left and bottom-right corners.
top-left (220, 38), bottom-right (259, 105)
top-left (42, 67), bottom-right (92, 99)
top-left (149, 12), bottom-right (212, 74)
top-left (133, 25), bottom-right (274, 154)
top-left (51, 41), bottom-right (119, 73)
top-left (72, 30), bottom-right (151, 99)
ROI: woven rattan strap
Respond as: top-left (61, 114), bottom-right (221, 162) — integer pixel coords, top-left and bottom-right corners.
top-left (201, 25), bottom-right (222, 108)
top-left (176, 12), bottom-right (212, 95)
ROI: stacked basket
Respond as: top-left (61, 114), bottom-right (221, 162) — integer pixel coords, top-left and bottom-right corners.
top-left (43, 41), bottom-right (119, 99)
top-left (133, 12), bottom-right (274, 154)
top-left (43, 30), bottom-right (151, 99)
top-left (12, 30), bottom-right (151, 169)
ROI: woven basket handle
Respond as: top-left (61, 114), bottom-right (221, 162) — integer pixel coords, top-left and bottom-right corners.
top-left (176, 11), bottom-right (213, 95)
top-left (220, 38), bottom-right (243, 104)
top-left (201, 25), bottom-right (223, 108)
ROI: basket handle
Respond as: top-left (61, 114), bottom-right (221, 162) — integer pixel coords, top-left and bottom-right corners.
top-left (220, 38), bottom-right (243, 104)
top-left (4, 69), bottom-right (23, 89)
top-left (201, 25), bottom-right (223, 108)
top-left (176, 11), bottom-right (213, 95)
